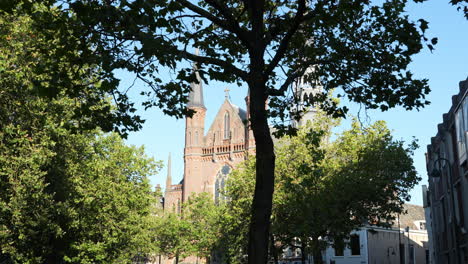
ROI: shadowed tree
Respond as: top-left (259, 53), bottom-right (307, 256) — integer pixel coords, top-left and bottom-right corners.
top-left (224, 116), bottom-right (420, 264)
top-left (2, 1), bottom-right (435, 263)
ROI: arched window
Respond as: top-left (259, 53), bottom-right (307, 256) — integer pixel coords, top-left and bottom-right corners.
top-left (188, 132), bottom-right (191, 145)
top-left (177, 199), bottom-right (181, 214)
top-left (303, 93), bottom-right (309, 104)
top-left (215, 164), bottom-right (231, 204)
top-left (195, 131), bottom-right (199, 145)
top-left (224, 112), bottom-right (230, 139)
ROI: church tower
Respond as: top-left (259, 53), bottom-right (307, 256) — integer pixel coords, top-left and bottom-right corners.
top-left (292, 67), bottom-right (322, 127)
top-left (183, 61), bottom-right (206, 201)
top-left (165, 152), bottom-right (172, 189)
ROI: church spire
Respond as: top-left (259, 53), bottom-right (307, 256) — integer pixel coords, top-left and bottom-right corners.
top-left (166, 153), bottom-right (172, 190)
top-left (187, 49), bottom-right (205, 109)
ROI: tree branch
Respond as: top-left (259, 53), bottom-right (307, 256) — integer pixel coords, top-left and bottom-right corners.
top-left (181, 50), bottom-right (248, 80)
top-left (177, 0), bottom-right (250, 47)
top-left (264, 0), bottom-right (306, 77)
top-left (268, 69), bottom-right (305, 97)
top-left (267, 57), bottom-right (331, 97)
top-left (204, 0), bottom-right (251, 45)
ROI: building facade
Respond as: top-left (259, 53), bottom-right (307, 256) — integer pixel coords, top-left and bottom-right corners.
top-left (163, 64), bottom-right (255, 211)
top-left (278, 204), bottom-right (429, 264)
top-left (424, 78), bottom-right (468, 264)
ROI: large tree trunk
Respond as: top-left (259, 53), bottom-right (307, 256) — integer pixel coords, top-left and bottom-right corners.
top-left (246, 2), bottom-right (272, 262)
top-left (247, 75), bottom-right (275, 264)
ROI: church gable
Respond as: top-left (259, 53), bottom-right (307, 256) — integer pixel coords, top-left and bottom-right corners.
top-left (204, 100), bottom-right (247, 147)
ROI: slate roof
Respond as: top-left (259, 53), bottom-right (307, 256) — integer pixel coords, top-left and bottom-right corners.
top-left (392, 203), bottom-right (426, 230)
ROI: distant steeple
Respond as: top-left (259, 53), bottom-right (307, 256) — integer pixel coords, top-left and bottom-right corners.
top-left (187, 49), bottom-right (205, 109)
top-left (224, 87), bottom-right (230, 101)
top-left (166, 153), bottom-right (172, 190)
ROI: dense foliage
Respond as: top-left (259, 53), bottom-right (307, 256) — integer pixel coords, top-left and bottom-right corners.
top-left (1, 1), bottom-right (435, 262)
top-left (0, 11), bottom-right (160, 264)
top-left (221, 116), bottom-right (420, 264)
top-left (151, 193), bottom-right (224, 264)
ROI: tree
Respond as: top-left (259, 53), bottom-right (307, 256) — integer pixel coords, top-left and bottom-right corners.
top-left (219, 159), bottom-right (256, 264)
top-left (224, 116), bottom-right (420, 264)
top-left (151, 193), bottom-right (223, 264)
top-left (152, 212), bottom-right (193, 264)
top-left (183, 193), bottom-right (224, 262)
top-left (0, 11), bottom-right (161, 264)
top-left (3, 1), bottom-right (434, 262)
top-left (450, 0), bottom-right (468, 18)
top-left (0, 129), bottom-right (161, 263)
top-left (0, 4), bottom-right (142, 137)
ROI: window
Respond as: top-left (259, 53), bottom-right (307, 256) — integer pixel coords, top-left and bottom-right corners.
top-left (195, 131), bottom-right (198, 145)
top-left (419, 221), bottom-right (427, 230)
top-left (464, 97), bottom-right (468, 134)
top-left (177, 199), bottom-right (181, 214)
top-left (350, 234), bottom-right (360, 255)
top-left (309, 93), bottom-right (314, 104)
top-left (224, 112), bottom-right (230, 139)
top-left (333, 240), bottom-right (344, 256)
top-left (456, 105), bottom-right (466, 163)
top-left (456, 183), bottom-right (465, 227)
top-left (303, 93), bottom-right (309, 104)
top-left (215, 165), bottom-right (231, 204)
top-left (188, 132), bottom-right (191, 145)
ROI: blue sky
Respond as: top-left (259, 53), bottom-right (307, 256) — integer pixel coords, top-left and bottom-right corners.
top-left (123, 1), bottom-right (468, 206)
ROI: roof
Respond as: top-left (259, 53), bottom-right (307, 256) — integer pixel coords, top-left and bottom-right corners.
top-left (230, 101), bottom-right (247, 121)
top-left (392, 204), bottom-right (426, 230)
top-left (187, 63), bottom-right (205, 109)
top-left (426, 77), bottom-right (468, 156)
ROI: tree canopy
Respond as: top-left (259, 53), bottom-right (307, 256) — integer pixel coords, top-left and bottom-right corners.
top-left (150, 193), bottom-right (224, 264)
top-left (0, 11), bottom-right (161, 264)
top-left (222, 115), bottom-right (420, 264)
top-left (1, 1), bottom-right (434, 262)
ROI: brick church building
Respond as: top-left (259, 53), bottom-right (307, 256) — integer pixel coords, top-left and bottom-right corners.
top-left (163, 65), bottom-right (256, 210)
top-left (163, 64), bottom-right (318, 211)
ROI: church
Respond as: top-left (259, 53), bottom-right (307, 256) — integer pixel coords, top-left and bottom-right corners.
top-left (163, 65), bottom-right (318, 210)
top-left (163, 66), bottom-right (255, 210)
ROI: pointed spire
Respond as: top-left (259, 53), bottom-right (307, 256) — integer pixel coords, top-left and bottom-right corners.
top-left (188, 48), bottom-right (205, 109)
top-left (166, 153), bottom-right (172, 190)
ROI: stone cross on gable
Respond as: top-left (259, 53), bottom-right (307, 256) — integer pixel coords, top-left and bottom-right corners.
top-left (224, 87), bottom-right (230, 99)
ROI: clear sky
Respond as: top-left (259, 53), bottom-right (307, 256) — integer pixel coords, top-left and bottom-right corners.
top-left (123, 1), bottom-right (468, 206)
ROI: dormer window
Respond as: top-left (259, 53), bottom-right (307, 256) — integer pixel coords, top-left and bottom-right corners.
top-left (224, 112), bottom-right (230, 139)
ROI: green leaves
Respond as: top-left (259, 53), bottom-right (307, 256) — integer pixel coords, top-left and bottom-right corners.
top-left (150, 193), bottom-right (225, 262)
top-left (4, 0), bottom-right (433, 131)
top-left (0, 11), bottom-right (161, 263)
top-left (223, 113), bottom-right (419, 260)
top-left (0, 3), bottom-right (144, 137)
top-left (0, 127), bottom-right (161, 263)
